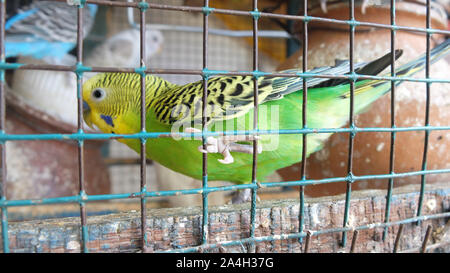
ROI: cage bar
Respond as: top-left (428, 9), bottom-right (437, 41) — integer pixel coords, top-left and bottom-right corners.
top-left (383, 0), bottom-right (397, 242)
top-left (248, 0), bottom-right (260, 253)
top-left (416, 0), bottom-right (432, 223)
top-left (298, 0), bottom-right (309, 246)
top-left (341, 0), bottom-right (356, 247)
top-left (420, 225), bottom-right (432, 253)
top-left (201, 0), bottom-right (210, 246)
top-left (303, 230), bottom-right (312, 253)
top-left (138, 3), bottom-right (148, 252)
top-left (0, 0), bottom-right (8, 253)
top-left (75, 4), bottom-right (89, 254)
top-left (393, 224), bottom-right (404, 253)
top-left (350, 230), bottom-right (359, 253)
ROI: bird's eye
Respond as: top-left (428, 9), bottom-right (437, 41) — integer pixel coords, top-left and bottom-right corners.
top-left (92, 88), bottom-right (106, 101)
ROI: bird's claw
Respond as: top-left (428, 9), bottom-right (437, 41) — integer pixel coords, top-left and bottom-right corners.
top-left (319, 0), bottom-right (369, 16)
top-left (320, 0), bottom-right (328, 13)
top-left (186, 127), bottom-right (262, 165)
top-left (229, 189), bottom-right (261, 204)
top-left (361, 0), bottom-right (369, 14)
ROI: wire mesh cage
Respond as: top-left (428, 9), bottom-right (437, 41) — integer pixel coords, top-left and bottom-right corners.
top-left (0, 0), bottom-right (449, 253)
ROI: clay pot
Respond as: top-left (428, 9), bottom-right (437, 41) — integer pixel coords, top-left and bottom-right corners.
top-left (276, 2), bottom-right (449, 197)
top-left (4, 89), bottom-right (111, 200)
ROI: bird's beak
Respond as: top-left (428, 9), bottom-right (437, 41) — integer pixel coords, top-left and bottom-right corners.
top-left (83, 100), bottom-right (93, 128)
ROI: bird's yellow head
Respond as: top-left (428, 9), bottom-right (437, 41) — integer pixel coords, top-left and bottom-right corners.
top-left (82, 73), bottom-right (142, 134)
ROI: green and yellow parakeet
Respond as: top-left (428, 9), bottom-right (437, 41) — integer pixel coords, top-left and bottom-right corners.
top-left (82, 40), bottom-right (450, 188)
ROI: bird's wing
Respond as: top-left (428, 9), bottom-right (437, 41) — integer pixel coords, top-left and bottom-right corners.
top-left (150, 50), bottom-right (402, 126)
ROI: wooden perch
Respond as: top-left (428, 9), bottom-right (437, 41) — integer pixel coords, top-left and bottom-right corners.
top-left (1, 183), bottom-right (449, 253)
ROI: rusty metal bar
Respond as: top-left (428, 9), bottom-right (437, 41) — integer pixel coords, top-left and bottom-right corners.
top-left (138, 4), bottom-right (149, 252)
top-left (420, 225), bottom-right (433, 253)
top-left (350, 230), bottom-right (359, 253)
top-left (2, 63), bottom-right (448, 84)
top-left (201, 0), bottom-right (210, 246)
top-left (416, 0), bottom-right (432, 224)
top-left (298, 0), bottom-right (308, 245)
top-left (304, 230), bottom-right (312, 253)
top-left (248, 0), bottom-right (260, 254)
top-left (341, 0), bottom-right (356, 247)
top-left (383, 0), bottom-right (397, 242)
top-left (1, 125), bottom-right (450, 143)
top-left (0, 0), bottom-right (8, 253)
top-left (393, 224), bottom-right (404, 253)
top-left (75, 4), bottom-right (88, 253)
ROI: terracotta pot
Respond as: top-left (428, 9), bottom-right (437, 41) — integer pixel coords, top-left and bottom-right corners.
top-left (276, 2), bottom-right (449, 197)
top-left (4, 89), bottom-right (111, 200)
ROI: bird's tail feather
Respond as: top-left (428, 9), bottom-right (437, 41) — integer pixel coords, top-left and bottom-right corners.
top-left (340, 38), bottom-right (450, 99)
top-left (394, 38), bottom-right (450, 79)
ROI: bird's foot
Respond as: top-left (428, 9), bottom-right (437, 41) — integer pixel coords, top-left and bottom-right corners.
top-left (185, 127), bottom-right (262, 165)
top-left (229, 188), bottom-right (260, 204)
